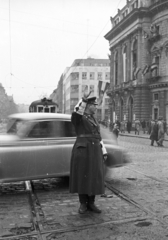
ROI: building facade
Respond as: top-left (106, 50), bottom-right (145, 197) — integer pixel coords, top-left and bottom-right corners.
top-left (50, 74), bottom-right (63, 113)
top-left (105, 0), bottom-right (168, 126)
top-left (61, 58), bottom-right (110, 121)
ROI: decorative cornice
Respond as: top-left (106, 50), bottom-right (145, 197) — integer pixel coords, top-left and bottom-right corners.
top-left (149, 82), bottom-right (168, 89)
top-left (106, 81), bottom-right (150, 97)
top-left (104, 8), bottom-right (148, 41)
top-left (149, 0), bottom-right (168, 16)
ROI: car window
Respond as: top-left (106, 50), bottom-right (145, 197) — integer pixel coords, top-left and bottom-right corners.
top-left (52, 121), bottom-right (76, 137)
top-left (27, 120), bottom-right (76, 138)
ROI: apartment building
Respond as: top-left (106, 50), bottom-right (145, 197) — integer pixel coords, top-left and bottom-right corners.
top-left (61, 58), bottom-right (110, 121)
top-left (105, 0), bottom-right (168, 125)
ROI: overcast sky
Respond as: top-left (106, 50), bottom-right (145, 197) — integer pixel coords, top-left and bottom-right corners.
top-left (0, 0), bottom-right (126, 105)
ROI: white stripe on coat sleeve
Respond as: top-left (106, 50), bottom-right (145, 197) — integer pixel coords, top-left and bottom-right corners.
top-left (100, 140), bottom-right (107, 155)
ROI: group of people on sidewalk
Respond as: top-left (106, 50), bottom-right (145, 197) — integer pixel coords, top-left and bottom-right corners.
top-left (149, 116), bottom-right (166, 147)
top-left (110, 117), bottom-right (167, 147)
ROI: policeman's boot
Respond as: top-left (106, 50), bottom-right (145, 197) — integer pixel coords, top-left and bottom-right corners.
top-left (87, 195), bottom-right (101, 213)
top-left (78, 194), bottom-right (88, 214)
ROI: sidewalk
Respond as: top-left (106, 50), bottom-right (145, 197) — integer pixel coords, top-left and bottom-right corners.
top-left (119, 131), bottom-right (168, 141)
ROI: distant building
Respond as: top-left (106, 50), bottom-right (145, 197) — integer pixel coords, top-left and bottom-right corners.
top-left (50, 74), bottom-right (63, 113)
top-left (105, 0), bottom-right (168, 125)
top-left (61, 58), bottom-right (110, 121)
top-left (17, 104), bottom-right (29, 113)
top-left (0, 83), bottom-right (18, 119)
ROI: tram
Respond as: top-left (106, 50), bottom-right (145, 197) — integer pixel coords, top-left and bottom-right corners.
top-left (29, 98), bottom-right (58, 113)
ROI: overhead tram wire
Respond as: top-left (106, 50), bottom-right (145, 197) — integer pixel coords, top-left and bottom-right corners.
top-left (61, 0), bottom-right (124, 82)
top-left (5, 0), bottom-right (123, 91)
top-left (8, 0), bottom-right (12, 95)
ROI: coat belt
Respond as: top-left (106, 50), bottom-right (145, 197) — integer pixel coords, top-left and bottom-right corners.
top-left (77, 134), bottom-right (100, 138)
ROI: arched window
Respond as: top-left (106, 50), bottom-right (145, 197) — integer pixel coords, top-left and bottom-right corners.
top-left (122, 45), bottom-right (127, 82)
top-left (151, 54), bottom-right (159, 77)
top-left (132, 39), bottom-right (137, 80)
top-left (114, 51), bottom-right (118, 85)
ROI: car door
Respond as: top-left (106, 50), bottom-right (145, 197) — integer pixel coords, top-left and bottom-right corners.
top-left (25, 119), bottom-right (76, 178)
top-left (0, 118), bottom-right (76, 183)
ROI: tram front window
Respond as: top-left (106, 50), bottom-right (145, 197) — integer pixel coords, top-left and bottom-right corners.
top-left (44, 107), bottom-right (49, 112)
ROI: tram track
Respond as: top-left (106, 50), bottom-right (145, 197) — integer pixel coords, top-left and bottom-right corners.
top-left (0, 167), bottom-right (168, 240)
top-left (125, 166), bottom-right (168, 185)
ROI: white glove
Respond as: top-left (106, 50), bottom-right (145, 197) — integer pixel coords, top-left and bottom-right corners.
top-left (74, 99), bottom-right (87, 115)
top-left (100, 140), bottom-right (107, 155)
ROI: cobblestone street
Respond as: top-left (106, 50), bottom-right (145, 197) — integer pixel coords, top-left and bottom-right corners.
top-left (0, 134), bottom-right (168, 239)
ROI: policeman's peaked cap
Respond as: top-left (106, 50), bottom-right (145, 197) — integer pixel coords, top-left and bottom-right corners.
top-left (87, 96), bottom-right (98, 105)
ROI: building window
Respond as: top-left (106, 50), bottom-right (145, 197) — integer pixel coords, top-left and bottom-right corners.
top-left (154, 108), bottom-right (159, 120)
top-left (151, 56), bottom-right (159, 77)
top-left (90, 72), bottom-right (95, 80)
top-left (105, 109), bottom-right (109, 120)
top-left (132, 39), bottom-right (138, 80)
top-left (71, 72), bottom-right (79, 80)
top-left (105, 98), bottom-right (109, 105)
top-left (123, 45), bottom-right (127, 82)
top-left (98, 72), bottom-right (102, 80)
top-left (154, 93), bottom-right (159, 101)
top-left (105, 73), bottom-right (110, 80)
top-left (71, 98), bottom-right (78, 105)
top-left (114, 51), bottom-right (118, 85)
top-left (114, 18), bottom-right (119, 26)
top-left (82, 72), bottom-right (87, 79)
top-left (82, 85), bottom-right (88, 94)
top-left (71, 85), bottom-right (79, 93)
top-left (97, 109), bottom-right (102, 121)
top-left (90, 85), bottom-right (94, 93)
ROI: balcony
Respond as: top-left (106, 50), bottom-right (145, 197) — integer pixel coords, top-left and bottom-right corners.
top-left (146, 75), bottom-right (161, 83)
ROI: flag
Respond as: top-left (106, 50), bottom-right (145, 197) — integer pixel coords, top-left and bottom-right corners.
top-left (104, 82), bottom-right (110, 93)
top-left (142, 65), bottom-right (150, 76)
top-left (134, 67), bottom-right (141, 79)
top-left (98, 81), bottom-right (103, 96)
top-left (150, 63), bottom-right (158, 72)
top-left (98, 81), bottom-right (110, 106)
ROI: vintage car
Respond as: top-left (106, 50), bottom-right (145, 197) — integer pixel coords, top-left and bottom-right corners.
top-left (0, 113), bottom-right (129, 183)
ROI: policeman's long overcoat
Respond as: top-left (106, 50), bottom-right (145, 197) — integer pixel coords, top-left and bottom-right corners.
top-left (69, 112), bottom-right (105, 195)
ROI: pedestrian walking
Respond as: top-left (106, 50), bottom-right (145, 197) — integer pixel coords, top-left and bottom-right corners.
top-left (112, 124), bottom-right (120, 144)
top-left (120, 121), bottom-right (125, 133)
top-left (127, 120), bottom-right (132, 133)
top-left (150, 120), bottom-right (158, 146)
top-left (115, 120), bottom-right (121, 130)
top-left (157, 116), bottom-right (165, 147)
top-left (70, 95), bottom-right (108, 214)
top-left (135, 119), bottom-right (141, 135)
top-left (141, 119), bottom-right (146, 134)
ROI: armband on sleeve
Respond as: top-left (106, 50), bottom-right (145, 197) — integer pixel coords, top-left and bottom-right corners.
top-left (74, 99), bottom-right (87, 115)
top-left (100, 140), bottom-right (107, 155)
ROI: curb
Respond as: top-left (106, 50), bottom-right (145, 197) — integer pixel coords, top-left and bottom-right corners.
top-left (119, 133), bottom-right (168, 142)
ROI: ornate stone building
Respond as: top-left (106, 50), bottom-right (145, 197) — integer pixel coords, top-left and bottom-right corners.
top-left (105, 0), bottom-right (168, 126)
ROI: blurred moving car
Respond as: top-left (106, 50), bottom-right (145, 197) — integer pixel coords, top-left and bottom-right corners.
top-left (0, 113), bottom-right (129, 183)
